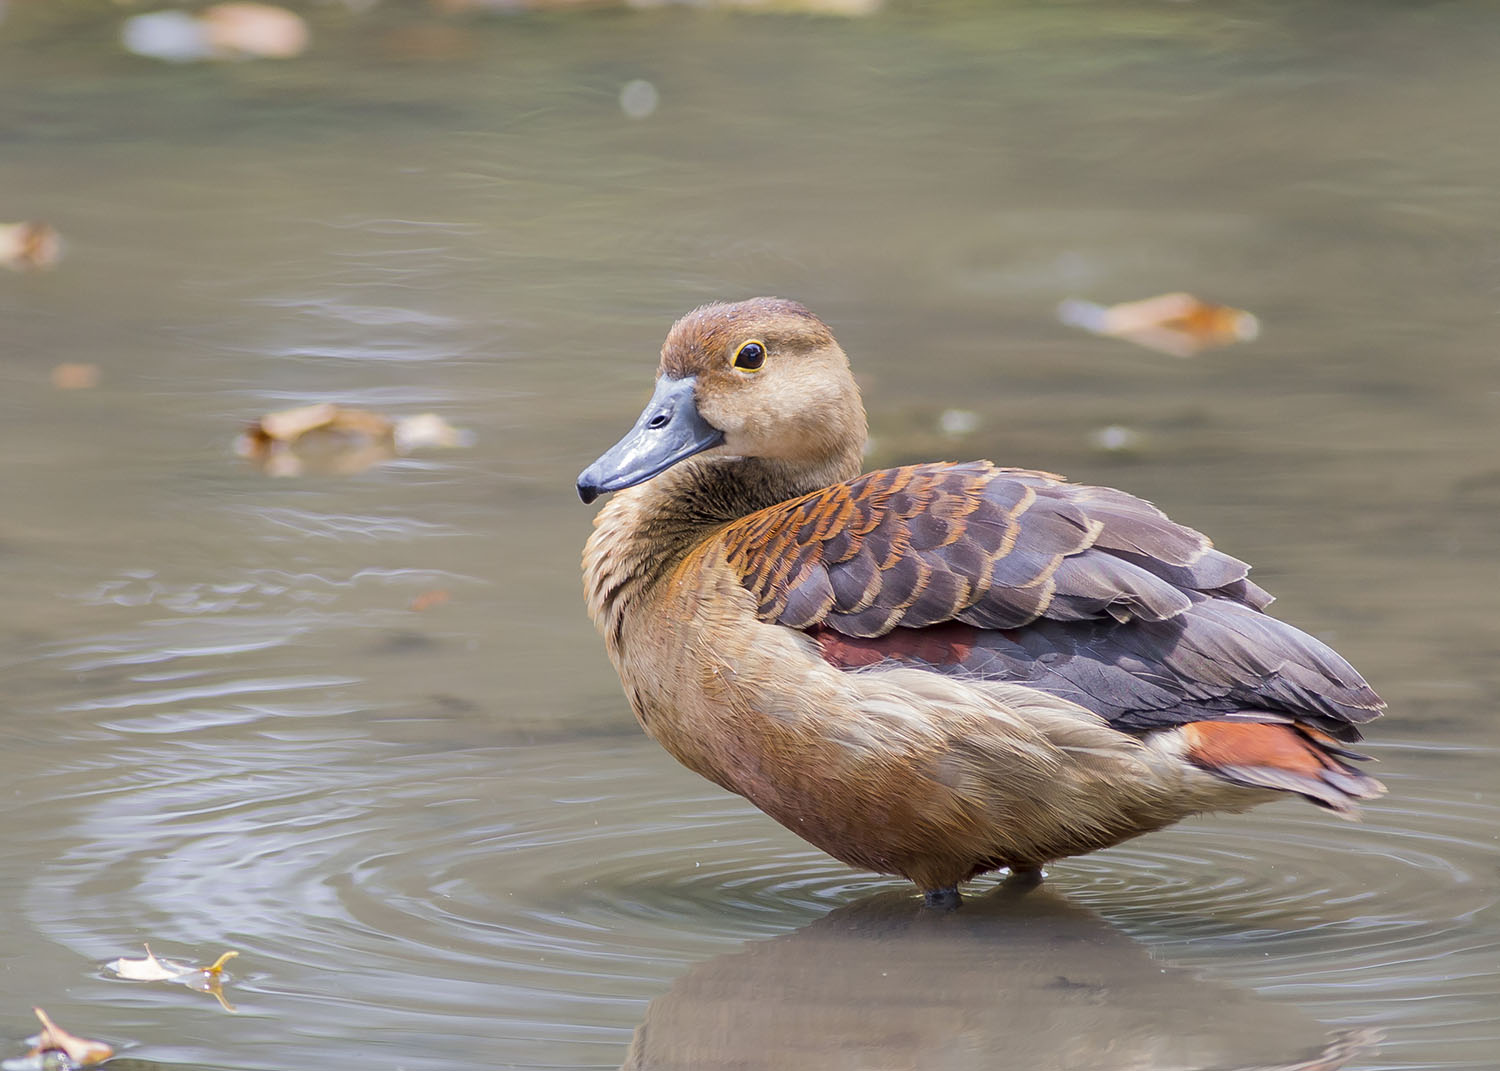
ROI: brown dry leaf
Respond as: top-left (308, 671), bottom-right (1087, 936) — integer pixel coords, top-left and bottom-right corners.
top-left (22, 1008), bottom-right (113, 1068)
top-left (256, 402), bottom-right (351, 440)
top-left (50, 364), bottom-right (101, 390)
top-left (200, 3), bottom-right (309, 59)
top-left (237, 405), bottom-right (469, 477)
top-left (236, 404), bottom-right (395, 477)
top-left (0, 222), bottom-right (63, 271)
top-left (1058, 292), bottom-right (1259, 358)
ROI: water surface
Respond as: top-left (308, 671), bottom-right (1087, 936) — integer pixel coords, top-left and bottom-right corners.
top-left (2, 4), bottom-right (1497, 1069)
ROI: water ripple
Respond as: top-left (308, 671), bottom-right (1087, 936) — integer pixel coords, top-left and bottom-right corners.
top-left (14, 736), bottom-right (1494, 1070)
top-left (245, 507), bottom-right (463, 541)
top-left (255, 296), bottom-right (460, 330)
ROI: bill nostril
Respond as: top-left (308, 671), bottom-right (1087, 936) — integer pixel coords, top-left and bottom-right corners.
top-left (647, 412), bottom-right (670, 429)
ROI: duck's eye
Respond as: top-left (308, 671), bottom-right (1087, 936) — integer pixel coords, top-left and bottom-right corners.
top-left (732, 340), bottom-right (766, 372)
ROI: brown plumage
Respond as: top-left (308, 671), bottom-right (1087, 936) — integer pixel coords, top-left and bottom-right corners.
top-left (578, 298), bottom-right (1385, 906)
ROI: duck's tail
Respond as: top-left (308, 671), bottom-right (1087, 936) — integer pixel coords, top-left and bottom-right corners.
top-left (1178, 719), bottom-right (1386, 815)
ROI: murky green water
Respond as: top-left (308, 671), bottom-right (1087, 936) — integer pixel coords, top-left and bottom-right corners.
top-left (3, 3), bottom-right (1497, 1069)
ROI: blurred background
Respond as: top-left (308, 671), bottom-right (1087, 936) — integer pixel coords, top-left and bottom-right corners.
top-left (2, 2), bottom-right (1497, 1069)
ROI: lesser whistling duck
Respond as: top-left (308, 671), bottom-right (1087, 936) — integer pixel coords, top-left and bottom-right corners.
top-left (578, 298), bottom-right (1384, 908)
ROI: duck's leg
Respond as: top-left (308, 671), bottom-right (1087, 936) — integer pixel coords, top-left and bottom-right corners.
top-left (922, 886), bottom-right (962, 910)
top-left (1006, 865), bottom-right (1045, 888)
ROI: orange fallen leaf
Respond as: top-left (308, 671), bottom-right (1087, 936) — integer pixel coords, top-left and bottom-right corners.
top-left (50, 364), bottom-right (101, 390)
top-left (122, 4), bottom-right (307, 63)
top-left (0, 222), bottom-right (63, 271)
top-left (409, 589), bottom-right (451, 612)
top-left (200, 3), bottom-right (309, 59)
top-left (1058, 292), bottom-right (1259, 358)
top-left (21, 1008), bottom-right (113, 1069)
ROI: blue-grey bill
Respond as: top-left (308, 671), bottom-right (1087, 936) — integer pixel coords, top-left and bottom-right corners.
top-left (577, 375), bottom-right (724, 503)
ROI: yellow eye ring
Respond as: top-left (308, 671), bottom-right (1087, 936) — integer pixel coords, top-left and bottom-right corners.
top-left (732, 339), bottom-right (767, 372)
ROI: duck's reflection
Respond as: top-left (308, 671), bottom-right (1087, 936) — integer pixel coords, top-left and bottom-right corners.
top-left (623, 880), bottom-right (1375, 1071)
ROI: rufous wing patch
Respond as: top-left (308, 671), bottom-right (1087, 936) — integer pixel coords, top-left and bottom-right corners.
top-left (1180, 721), bottom-right (1385, 813)
top-left (811, 623), bottom-right (979, 671)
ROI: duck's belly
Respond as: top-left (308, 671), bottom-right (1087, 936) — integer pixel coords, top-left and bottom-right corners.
top-left (617, 605), bottom-right (1251, 891)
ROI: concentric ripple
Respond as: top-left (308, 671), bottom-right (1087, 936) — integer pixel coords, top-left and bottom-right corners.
top-left (13, 729), bottom-right (1498, 1070)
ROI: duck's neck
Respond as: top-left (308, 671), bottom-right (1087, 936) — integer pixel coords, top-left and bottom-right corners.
top-left (582, 447), bottom-right (863, 656)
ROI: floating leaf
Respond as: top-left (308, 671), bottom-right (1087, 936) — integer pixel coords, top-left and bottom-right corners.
top-left (0, 222), bottom-right (63, 271)
top-left (409, 589), bottom-right (451, 612)
top-left (121, 4), bottom-right (307, 63)
top-left (3, 1008), bottom-right (113, 1070)
top-left (106, 946), bottom-right (240, 1011)
top-left (200, 3), bottom-right (310, 60)
top-left (237, 405), bottom-right (470, 476)
top-left (50, 364), bottom-right (101, 390)
top-left (1058, 292), bottom-right (1259, 358)
top-left (106, 944), bottom-right (180, 982)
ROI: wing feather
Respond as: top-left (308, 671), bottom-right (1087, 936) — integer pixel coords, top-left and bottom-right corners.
top-left (714, 462), bottom-right (1382, 738)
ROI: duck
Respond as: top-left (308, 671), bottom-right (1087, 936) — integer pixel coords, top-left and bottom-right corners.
top-left (578, 297), bottom-right (1384, 908)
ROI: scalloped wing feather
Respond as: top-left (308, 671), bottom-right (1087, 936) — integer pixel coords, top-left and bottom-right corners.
top-left (713, 462), bottom-right (1381, 738)
top-left (720, 462), bottom-right (1253, 638)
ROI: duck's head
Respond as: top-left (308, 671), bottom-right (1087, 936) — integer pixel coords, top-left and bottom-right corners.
top-left (577, 298), bottom-right (866, 503)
